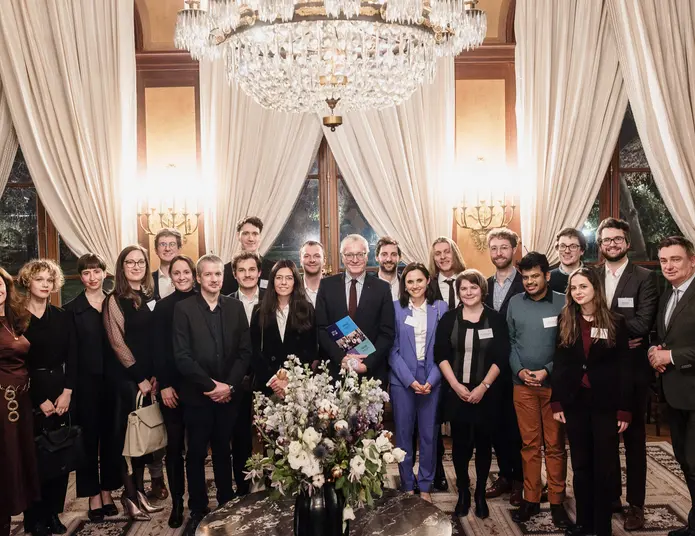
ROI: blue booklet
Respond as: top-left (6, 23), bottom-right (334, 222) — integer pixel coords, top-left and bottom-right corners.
top-left (327, 316), bottom-right (376, 356)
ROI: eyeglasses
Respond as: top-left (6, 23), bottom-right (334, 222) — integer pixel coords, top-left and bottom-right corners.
top-left (557, 244), bottom-right (581, 252)
top-left (157, 241), bottom-right (178, 249)
top-left (600, 236), bottom-right (626, 246)
top-left (343, 252), bottom-right (367, 261)
top-left (489, 245), bottom-right (512, 254)
top-left (124, 259), bottom-right (147, 268)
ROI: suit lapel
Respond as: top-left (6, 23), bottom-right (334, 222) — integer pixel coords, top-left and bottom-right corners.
top-left (658, 288), bottom-right (672, 337)
top-left (356, 275), bottom-right (371, 315)
top-left (337, 275), bottom-right (349, 317)
top-left (664, 281), bottom-right (695, 337)
top-left (610, 261), bottom-right (633, 309)
top-left (425, 303), bottom-right (438, 351)
top-left (405, 310), bottom-right (417, 355)
top-left (502, 272), bottom-right (524, 311)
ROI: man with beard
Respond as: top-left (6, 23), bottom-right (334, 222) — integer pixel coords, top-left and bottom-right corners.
top-left (300, 240), bottom-right (325, 307)
top-left (483, 229), bottom-right (525, 506)
top-left (376, 236), bottom-right (402, 301)
top-left (598, 218), bottom-right (658, 530)
top-left (507, 252), bottom-right (571, 529)
top-left (549, 228), bottom-right (586, 293)
top-left (222, 217), bottom-right (275, 296)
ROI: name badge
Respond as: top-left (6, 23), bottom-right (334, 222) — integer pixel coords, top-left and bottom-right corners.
top-left (478, 328), bottom-right (494, 340)
top-left (404, 316), bottom-right (419, 328)
top-left (543, 316), bottom-right (558, 328)
top-left (591, 327), bottom-right (608, 339)
top-left (618, 297), bottom-right (634, 308)
top-left (259, 279), bottom-right (268, 289)
top-left (146, 300), bottom-right (157, 312)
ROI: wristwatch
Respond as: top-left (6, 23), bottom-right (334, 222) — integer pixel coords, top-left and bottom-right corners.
top-left (227, 384), bottom-right (234, 394)
top-left (482, 382), bottom-right (491, 390)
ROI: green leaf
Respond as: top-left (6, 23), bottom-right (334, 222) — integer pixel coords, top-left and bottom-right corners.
top-left (335, 476), bottom-right (345, 490)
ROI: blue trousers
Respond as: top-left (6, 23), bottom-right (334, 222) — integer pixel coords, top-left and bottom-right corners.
top-left (391, 363), bottom-right (440, 492)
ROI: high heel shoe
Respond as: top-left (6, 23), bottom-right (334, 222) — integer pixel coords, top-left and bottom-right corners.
top-left (120, 496), bottom-right (151, 521)
top-left (454, 488), bottom-right (471, 517)
top-left (136, 491), bottom-right (165, 514)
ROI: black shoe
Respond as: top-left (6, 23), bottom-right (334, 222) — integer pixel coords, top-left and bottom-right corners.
top-left (511, 501), bottom-right (541, 523)
top-left (102, 503), bottom-right (119, 517)
top-left (474, 493), bottom-right (489, 519)
top-left (189, 509), bottom-right (210, 531)
top-left (565, 525), bottom-right (593, 536)
top-left (433, 462), bottom-right (448, 492)
top-left (25, 523), bottom-right (49, 536)
top-left (88, 507), bottom-right (104, 522)
top-left (47, 514), bottom-right (67, 535)
top-left (551, 505), bottom-right (572, 530)
top-left (454, 488), bottom-right (471, 517)
top-left (168, 500), bottom-right (184, 529)
top-left (611, 499), bottom-right (624, 514)
top-left (668, 527), bottom-right (695, 536)
top-left (413, 479), bottom-right (420, 495)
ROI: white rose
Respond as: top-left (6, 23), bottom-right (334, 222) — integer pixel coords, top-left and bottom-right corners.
top-left (392, 448), bottom-right (406, 463)
top-left (343, 505), bottom-right (355, 521)
top-left (375, 434), bottom-right (391, 452)
top-left (334, 420), bottom-right (348, 431)
top-left (288, 450), bottom-right (309, 470)
top-left (382, 452), bottom-right (395, 464)
top-left (349, 456), bottom-right (366, 480)
top-left (312, 473), bottom-right (325, 488)
top-left (302, 427), bottom-right (321, 449)
top-left (302, 456), bottom-right (322, 478)
top-left (288, 441), bottom-right (303, 457)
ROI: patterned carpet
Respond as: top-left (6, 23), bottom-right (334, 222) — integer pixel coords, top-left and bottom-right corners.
top-left (10, 442), bottom-right (691, 536)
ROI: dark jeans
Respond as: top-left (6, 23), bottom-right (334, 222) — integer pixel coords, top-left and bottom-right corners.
top-left (184, 401), bottom-right (238, 514)
top-left (491, 381), bottom-right (523, 484)
top-left (161, 402), bottom-right (186, 503)
top-left (614, 383), bottom-right (649, 506)
top-left (565, 393), bottom-right (620, 536)
top-left (450, 420), bottom-right (493, 496)
top-left (668, 405), bottom-right (695, 529)
top-left (232, 390), bottom-right (253, 495)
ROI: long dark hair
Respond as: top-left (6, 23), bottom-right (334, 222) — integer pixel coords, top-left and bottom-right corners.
top-left (258, 260), bottom-right (313, 332)
top-left (113, 245), bottom-right (153, 309)
top-left (398, 263), bottom-right (435, 308)
top-left (559, 267), bottom-right (617, 347)
top-left (0, 266), bottom-right (29, 334)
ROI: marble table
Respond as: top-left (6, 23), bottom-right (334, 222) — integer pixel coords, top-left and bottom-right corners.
top-left (196, 488), bottom-right (452, 536)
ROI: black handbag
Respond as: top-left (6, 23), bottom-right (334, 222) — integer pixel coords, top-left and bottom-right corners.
top-left (34, 413), bottom-right (86, 481)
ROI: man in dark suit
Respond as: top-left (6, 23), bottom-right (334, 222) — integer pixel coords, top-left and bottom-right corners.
top-left (649, 236), bottom-right (695, 536)
top-left (221, 216), bottom-right (275, 296)
top-left (597, 217), bottom-right (659, 530)
top-left (484, 228), bottom-right (525, 505)
top-left (173, 254), bottom-right (252, 528)
top-left (376, 236), bottom-right (402, 301)
top-left (315, 234), bottom-right (395, 385)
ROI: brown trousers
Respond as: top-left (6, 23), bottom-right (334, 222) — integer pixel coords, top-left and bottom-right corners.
top-left (513, 385), bottom-right (567, 504)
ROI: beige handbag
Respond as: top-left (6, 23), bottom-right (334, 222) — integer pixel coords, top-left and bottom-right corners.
top-left (122, 392), bottom-right (168, 458)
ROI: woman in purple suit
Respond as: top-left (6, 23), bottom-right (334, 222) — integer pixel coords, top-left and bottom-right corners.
top-left (389, 262), bottom-right (448, 503)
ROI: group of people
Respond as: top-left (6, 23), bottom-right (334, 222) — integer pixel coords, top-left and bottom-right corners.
top-left (0, 215), bottom-right (693, 536)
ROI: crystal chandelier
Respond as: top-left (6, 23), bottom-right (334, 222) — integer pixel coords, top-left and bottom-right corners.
top-left (175, 0), bottom-right (486, 128)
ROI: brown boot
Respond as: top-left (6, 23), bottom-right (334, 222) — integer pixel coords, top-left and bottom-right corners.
top-left (486, 476), bottom-right (511, 499)
top-left (624, 505), bottom-right (645, 531)
top-left (509, 480), bottom-right (523, 507)
top-left (147, 476), bottom-right (169, 500)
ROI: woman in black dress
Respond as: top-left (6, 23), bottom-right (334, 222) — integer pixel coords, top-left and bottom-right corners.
top-left (103, 245), bottom-right (163, 520)
top-left (0, 266), bottom-right (39, 536)
top-left (64, 253), bottom-right (120, 521)
top-left (250, 260), bottom-right (317, 397)
top-left (152, 255), bottom-right (196, 528)
top-left (18, 259), bottom-right (77, 536)
top-left (434, 269), bottom-right (509, 519)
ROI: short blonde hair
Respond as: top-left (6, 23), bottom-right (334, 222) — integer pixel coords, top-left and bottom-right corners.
top-left (455, 269), bottom-right (488, 300)
top-left (18, 259), bottom-right (65, 293)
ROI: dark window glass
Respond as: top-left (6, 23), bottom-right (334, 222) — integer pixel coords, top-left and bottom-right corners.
top-left (619, 106), bottom-right (649, 169)
top-left (59, 236), bottom-right (78, 276)
top-left (580, 195), bottom-right (600, 263)
top-left (7, 149), bottom-right (32, 185)
top-left (0, 187), bottom-right (38, 275)
top-left (337, 179), bottom-right (379, 268)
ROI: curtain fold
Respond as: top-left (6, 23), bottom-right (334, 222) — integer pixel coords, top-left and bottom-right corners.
top-left (0, 0), bottom-right (137, 272)
top-left (516, 0), bottom-right (627, 263)
top-left (607, 0), bottom-right (695, 239)
top-left (0, 78), bottom-right (17, 196)
top-left (322, 57), bottom-right (455, 263)
top-left (201, 58), bottom-right (323, 262)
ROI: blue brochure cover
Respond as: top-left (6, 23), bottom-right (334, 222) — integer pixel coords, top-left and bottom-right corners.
top-left (327, 316), bottom-right (376, 356)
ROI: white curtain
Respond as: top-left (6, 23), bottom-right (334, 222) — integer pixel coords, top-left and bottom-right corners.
top-left (201, 58), bottom-right (323, 262)
top-left (0, 78), bottom-right (17, 196)
top-left (608, 0), bottom-right (695, 239)
top-left (322, 58), bottom-right (455, 263)
top-left (0, 1), bottom-right (137, 272)
top-left (516, 0), bottom-right (627, 263)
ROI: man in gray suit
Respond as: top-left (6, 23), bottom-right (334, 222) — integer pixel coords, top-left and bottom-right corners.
top-left (649, 236), bottom-right (695, 536)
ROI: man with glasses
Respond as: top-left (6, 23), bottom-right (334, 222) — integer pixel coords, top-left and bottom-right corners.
top-left (152, 228), bottom-right (182, 301)
top-left (549, 228), bottom-right (587, 293)
top-left (484, 228), bottom-right (525, 506)
top-left (597, 217), bottom-right (658, 530)
top-left (315, 234), bottom-right (395, 384)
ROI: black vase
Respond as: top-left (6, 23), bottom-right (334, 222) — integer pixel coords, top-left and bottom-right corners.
top-left (294, 483), bottom-right (349, 536)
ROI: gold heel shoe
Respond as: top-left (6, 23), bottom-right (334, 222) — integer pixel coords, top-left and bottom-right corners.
top-left (137, 491), bottom-right (165, 514)
top-left (121, 497), bottom-right (151, 521)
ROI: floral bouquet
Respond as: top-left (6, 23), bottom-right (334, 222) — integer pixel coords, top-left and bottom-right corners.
top-left (245, 356), bottom-right (406, 524)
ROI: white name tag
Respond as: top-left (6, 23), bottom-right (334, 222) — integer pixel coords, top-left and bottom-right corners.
top-left (478, 328), bottom-right (494, 340)
top-left (618, 297), bottom-right (634, 308)
top-left (259, 279), bottom-right (268, 289)
top-left (146, 300), bottom-right (156, 311)
top-left (591, 327), bottom-right (608, 339)
top-left (404, 316), bottom-right (418, 328)
top-left (543, 316), bottom-right (558, 328)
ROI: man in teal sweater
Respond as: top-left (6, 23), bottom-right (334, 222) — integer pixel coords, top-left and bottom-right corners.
top-left (507, 252), bottom-right (571, 530)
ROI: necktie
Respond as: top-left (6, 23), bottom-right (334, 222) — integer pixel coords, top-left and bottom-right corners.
top-left (445, 279), bottom-right (455, 310)
top-left (666, 288), bottom-right (681, 326)
top-left (348, 278), bottom-right (358, 318)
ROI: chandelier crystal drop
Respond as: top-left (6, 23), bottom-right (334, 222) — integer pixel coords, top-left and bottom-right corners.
top-left (175, 0), bottom-right (486, 124)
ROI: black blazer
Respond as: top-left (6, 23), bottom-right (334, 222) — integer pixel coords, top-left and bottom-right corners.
top-left (152, 269), bottom-right (161, 301)
top-left (484, 271), bottom-right (525, 319)
top-left (427, 276), bottom-right (447, 305)
top-left (172, 293), bottom-right (252, 405)
top-left (64, 290), bottom-right (112, 377)
top-left (221, 257), bottom-right (276, 296)
top-left (655, 279), bottom-right (695, 410)
top-left (315, 273), bottom-right (395, 384)
top-left (250, 305), bottom-right (318, 392)
top-left (604, 261), bottom-right (659, 385)
top-left (551, 315), bottom-right (632, 414)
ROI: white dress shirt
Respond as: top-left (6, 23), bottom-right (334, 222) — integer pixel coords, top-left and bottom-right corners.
top-left (604, 258), bottom-right (629, 305)
top-left (408, 300), bottom-right (428, 361)
top-left (379, 272), bottom-right (400, 302)
top-left (304, 278), bottom-right (319, 307)
top-left (276, 303), bottom-right (290, 342)
top-left (345, 272), bottom-right (366, 307)
top-left (158, 270), bottom-right (175, 299)
top-left (238, 287), bottom-right (260, 325)
top-left (438, 272), bottom-right (461, 307)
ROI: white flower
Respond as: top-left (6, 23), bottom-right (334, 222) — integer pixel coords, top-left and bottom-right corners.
top-left (375, 433), bottom-right (391, 452)
top-left (392, 448), bottom-right (406, 463)
top-left (322, 438), bottom-right (335, 450)
top-left (334, 420), bottom-right (348, 431)
top-left (302, 456), bottom-right (322, 478)
top-left (383, 452), bottom-right (395, 464)
top-left (343, 505), bottom-right (355, 521)
top-left (288, 451), bottom-right (309, 470)
top-left (302, 427), bottom-right (321, 449)
top-left (349, 456), bottom-right (366, 481)
top-left (288, 441), bottom-right (303, 457)
top-left (312, 473), bottom-right (325, 488)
